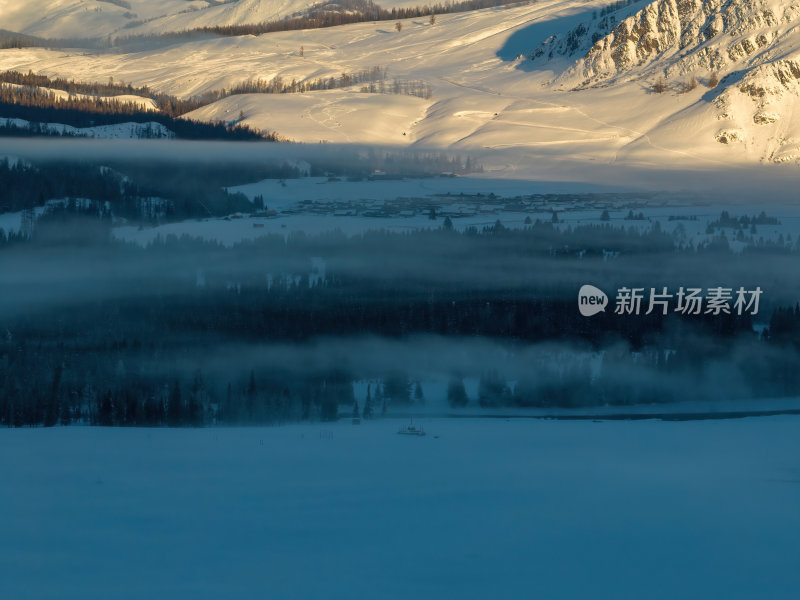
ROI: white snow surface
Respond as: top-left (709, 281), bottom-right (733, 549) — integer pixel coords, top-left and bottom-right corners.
top-left (0, 0), bottom-right (427, 39)
top-left (1, 417), bottom-right (798, 599)
top-left (0, 82), bottom-right (158, 111)
top-left (3, 1), bottom-right (800, 167)
top-left (106, 172), bottom-right (800, 247)
top-left (0, 0), bottom-right (209, 39)
top-left (188, 89), bottom-right (431, 143)
top-left (0, 116), bottom-right (174, 138)
top-left (5, 0), bottom-right (798, 168)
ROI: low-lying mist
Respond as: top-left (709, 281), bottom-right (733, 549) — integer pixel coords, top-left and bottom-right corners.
top-left (3, 147), bottom-right (800, 427)
top-left (4, 137), bottom-right (800, 202)
top-left (0, 218), bottom-right (795, 317)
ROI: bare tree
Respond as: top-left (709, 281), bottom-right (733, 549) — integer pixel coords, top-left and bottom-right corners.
top-left (652, 77), bottom-right (668, 93)
top-left (707, 72), bottom-right (720, 88)
top-left (681, 76), bottom-right (697, 93)
top-left (395, 22), bottom-right (402, 32)
top-left (430, 14), bottom-right (436, 25)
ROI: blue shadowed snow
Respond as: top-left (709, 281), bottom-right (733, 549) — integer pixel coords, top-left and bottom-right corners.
top-left (1, 417), bottom-right (799, 599)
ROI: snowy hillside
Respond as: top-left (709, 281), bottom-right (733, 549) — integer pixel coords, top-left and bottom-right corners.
top-left (0, 0), bottom-right (423, 39)
top-left (185, 89), bottom-right (430, 143)
top-left (0, 81), bottom-right (158, 111)
top-left (122, 0), bottom-right (424, 38)
top-left (0, 0), bottom-right (207, 39)
top-left (0, 116), bottom-right (174, 138)
top-left (3, 1), bottom-right (800, 166)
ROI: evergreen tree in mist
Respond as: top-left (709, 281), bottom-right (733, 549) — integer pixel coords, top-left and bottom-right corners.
top-left (413, 381), bottom-right (425, 405)
top-left (478, 371), bottom-right (511, 408)
top-left (447, 375), bottom-right (468, 408)
top-left (363, 385), bottom-right (374, 420)
top-left (167, 380), bottom-right (183, 427)
top-left (383, 372), bottom-right (411, 406)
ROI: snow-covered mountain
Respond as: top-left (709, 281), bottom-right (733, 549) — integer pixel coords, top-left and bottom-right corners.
top-left (547, 0), bottom-right (800, 86)
top-left (4, 0), bottom-right (800, 167)
top-left (529, 0), bottom-right (800, 163)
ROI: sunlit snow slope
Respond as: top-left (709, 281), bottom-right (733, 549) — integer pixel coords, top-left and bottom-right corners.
top-left (3, 0), bottom-right (800, 169)
top-left (0, 0), bottom-right (210, 39)
top-left (0, 0), bottom-right (423, 39)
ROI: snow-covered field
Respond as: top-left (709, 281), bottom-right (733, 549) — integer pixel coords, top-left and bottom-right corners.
top-left (0, 116), bottom-right (174, 138)
top-left (108, 173), bottom-right (800, 247)
top-left (1, 417), bottom-right (798, 599)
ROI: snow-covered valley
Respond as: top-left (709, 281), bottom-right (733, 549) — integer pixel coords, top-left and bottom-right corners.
top-left (106, 173), bottom-right (800, 248)
top-left (2, 417), bottom-right (799, 599)
top-left (3, 3), bottom-right (800, 597)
